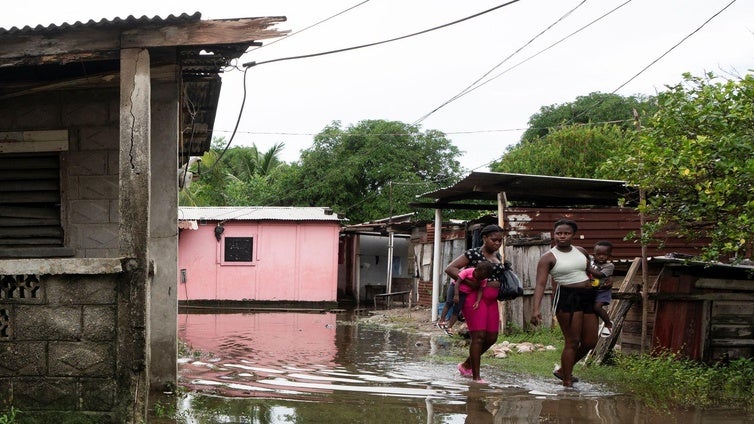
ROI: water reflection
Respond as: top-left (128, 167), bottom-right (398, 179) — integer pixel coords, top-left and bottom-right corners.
top-left (173, 310), bottom-right (751, 424)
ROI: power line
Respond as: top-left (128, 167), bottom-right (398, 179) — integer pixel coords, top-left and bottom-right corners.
top-left (204, 1), bottom-right (375, 171)
top-left (414, 0), bottom-right (633, 123)
top-left (209, 1), bottom-right (521, 175)
top-left (242, 0), bottom-right (521, 68)
top-left (245, 0), bottom-right (371, 54)
top-left (557, 0), bottom-right (737, 133)
top-left (413, 0), bottom-right (588, 125)
top-left (211, 119), bottom-right (631, 138)
top-left (475, 1), bottom-right (737, 174)
top-left (611, 0), bottom-right (737, 94)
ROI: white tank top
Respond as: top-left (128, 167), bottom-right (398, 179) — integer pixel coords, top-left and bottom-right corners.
top-left (550, 246), bottom-right (589, 286)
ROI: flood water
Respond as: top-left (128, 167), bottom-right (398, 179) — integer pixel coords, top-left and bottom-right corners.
top-left (167, 309), bottom-right (750, 423)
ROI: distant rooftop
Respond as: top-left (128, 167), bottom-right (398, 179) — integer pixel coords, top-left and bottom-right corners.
top-left (414, 171), bottom-right (638, 209)
top-left (178, 207), bottom-right (342, 222)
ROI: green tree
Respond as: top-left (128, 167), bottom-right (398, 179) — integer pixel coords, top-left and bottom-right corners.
top-left (491, 124), bottom-right (635, 179)
top-left (603, 72), bottom-right (754, 262)
top-left (521, 92), bottom-right (657, 143)
top-left (273, 120), bottom-right (464, 223)
top-left (179, 138), bottom-right (286, 206)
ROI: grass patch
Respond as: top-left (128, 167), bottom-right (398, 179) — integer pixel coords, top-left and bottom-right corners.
top-left (0, 407), bottom-right (18, 424)
top-left (474, 327), bottom-right (754, 415)
top-left (607, 350), bottom-right (754, 412)
top-left (489, 326), bottom-right (564, 378)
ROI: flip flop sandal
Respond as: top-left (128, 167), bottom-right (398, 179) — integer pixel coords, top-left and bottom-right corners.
top-left (553, 370), bottom-right (579, 383)
top-left (457, 363), bottom-right (472, 377)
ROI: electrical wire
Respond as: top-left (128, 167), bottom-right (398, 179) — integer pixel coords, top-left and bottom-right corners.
top-left (413, 0), bottom-right (588, 125)
top-left (413, 0), bottom-right (633, 124)
top-left (202, 67), bottom-right (251, 176)
top-left (195, 1), bottom-right (376, 174)
top-left (211, 118), bottom-right (629, 138)
top-left (242, 0), bottom-right (521, 68)
top-left (610, 0), bottom-right (736, 95)
top-left (245, 0), bottom-right (371, 54)
top-left (558, 0), bottom-right (737, 132)
top-left (205, 2), bottom-right (519, 175)
top-left (471, 1), bottom-right (737, 174)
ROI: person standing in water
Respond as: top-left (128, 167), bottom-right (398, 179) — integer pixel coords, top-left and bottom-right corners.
top-left (445, 224), bottom-right (506, 383)
top-left (530, 219), bottom-right (610, 387)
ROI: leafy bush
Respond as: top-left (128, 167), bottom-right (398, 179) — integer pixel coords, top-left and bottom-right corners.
top-left (611, 349), bottom-right (754, 412)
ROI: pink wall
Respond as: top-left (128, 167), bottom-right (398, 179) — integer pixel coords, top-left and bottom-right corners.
top-left (178, 221), bottom-right (340, 302)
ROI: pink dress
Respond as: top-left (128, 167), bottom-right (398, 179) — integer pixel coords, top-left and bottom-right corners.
top-left (458, 268), bottom-right (500, 332)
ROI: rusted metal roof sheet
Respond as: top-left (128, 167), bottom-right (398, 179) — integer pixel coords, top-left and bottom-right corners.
top-left (0, 13), bottom-right (287, 161)
top-left (0, 12), bottom-right (203, 34)
top-left (502, 207), bottom-right (706, 261)
top-left (178, 207), bottom-right (342, 222)
top-left (416, 171), bottom-right (638, 208)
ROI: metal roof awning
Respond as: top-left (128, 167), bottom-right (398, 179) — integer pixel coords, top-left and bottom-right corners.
top-left (0, 13), bottom-right (288, 162)
top-left (412, 171), bottom-right (639, 210)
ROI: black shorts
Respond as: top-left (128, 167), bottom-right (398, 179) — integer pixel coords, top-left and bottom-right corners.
top-left (555, 285), bottom-right (596, 314)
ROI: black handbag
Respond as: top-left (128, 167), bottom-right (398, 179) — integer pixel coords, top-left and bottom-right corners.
top-left (497, 261), bottom-right (524, 301)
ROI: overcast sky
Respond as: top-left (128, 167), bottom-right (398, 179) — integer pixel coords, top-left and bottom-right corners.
top-left (2, 1), bottom-right (752, 172)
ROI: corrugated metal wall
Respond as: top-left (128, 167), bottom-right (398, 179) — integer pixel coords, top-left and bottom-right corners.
top-left (504, 207), bottom-right (706, 261)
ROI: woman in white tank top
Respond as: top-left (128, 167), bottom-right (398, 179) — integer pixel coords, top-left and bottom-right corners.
top-left (530, 219), bottom-right (607, 387)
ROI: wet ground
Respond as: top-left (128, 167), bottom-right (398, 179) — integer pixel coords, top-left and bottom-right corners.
top-left (161, 307), bottom-right (751, 423)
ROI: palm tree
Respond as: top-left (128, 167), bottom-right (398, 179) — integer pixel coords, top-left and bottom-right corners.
top-left (179, 138), bottom-right (286, 206)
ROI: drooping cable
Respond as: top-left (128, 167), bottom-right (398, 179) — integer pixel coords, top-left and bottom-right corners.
top-left (413, 0), bottom-right (633, 124)
top-left (560, 0), bottom-right (737, 130)
top-left (246, 0), bottom-right (371, 54)
top-left (242, 0), bottom-right (521, 68)
top-left (413, 0), bottom-right (588, 125)
top-left (202, 67), bottom-right (250, 175)
top-left (611, 0), bottom-right (736, 95)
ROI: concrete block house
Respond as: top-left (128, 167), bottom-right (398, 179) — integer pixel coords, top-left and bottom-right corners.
top-left (0, 13), bottom-right (285, 422)
top-left (178, 207), bottom-right (342, 305)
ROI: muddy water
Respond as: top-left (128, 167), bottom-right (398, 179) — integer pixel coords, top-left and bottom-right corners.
top-left (171, 310), bottom-right (749, 423)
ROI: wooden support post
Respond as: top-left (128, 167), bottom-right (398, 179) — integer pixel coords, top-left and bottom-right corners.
top-left (498, 192), bottom-right (507, 333)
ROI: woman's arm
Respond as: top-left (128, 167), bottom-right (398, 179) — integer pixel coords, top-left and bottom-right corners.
top-left (460, 277), bottom-right (481, 290)
top-left (530, 252), bottom-right (554, 325)
top-left (444, 254), bottom-right (470, 281)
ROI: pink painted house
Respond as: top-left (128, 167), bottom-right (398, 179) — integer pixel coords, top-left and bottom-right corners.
top-left (178, 207), bottom-right (342, 304)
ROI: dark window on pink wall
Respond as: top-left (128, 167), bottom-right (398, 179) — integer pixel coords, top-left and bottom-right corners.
top-left (224, 237), bottom-right (253, 262)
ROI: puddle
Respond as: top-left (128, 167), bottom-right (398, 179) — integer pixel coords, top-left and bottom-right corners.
top-left (165, 310), bottom-right (752, 423)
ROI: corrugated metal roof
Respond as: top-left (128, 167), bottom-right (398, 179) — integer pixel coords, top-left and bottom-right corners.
top-left (178, 207), bottom-right (342, 222)
top-left (415, 171), bottom-right (638, 208)
top-left (0, 12), bottom-right (202, 35)
top-left (0, 13), bottom-right (287, 161)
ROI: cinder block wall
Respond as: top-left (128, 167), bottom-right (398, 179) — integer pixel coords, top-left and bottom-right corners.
top-left (0, 273), bottom-right (119, 421)
top-left (62, 90), bottom-right (121, 258)
top-left (0, 90), bottom-right (147, 421)
top-left (0, 89), bottom-right (121, 258)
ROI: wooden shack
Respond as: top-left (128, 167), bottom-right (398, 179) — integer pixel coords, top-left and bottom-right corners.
top-left (591, 257), bottom-right (754, 364)
top-left (410, 172), bottom-right (710, 328)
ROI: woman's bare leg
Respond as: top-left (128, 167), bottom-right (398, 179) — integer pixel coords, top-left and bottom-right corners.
top-left (556, 310), bottom-right (583, 386)
top-left (467, 330), bottom-right (486, 380)
top-left (575, 313), bottom-right (599, 363)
